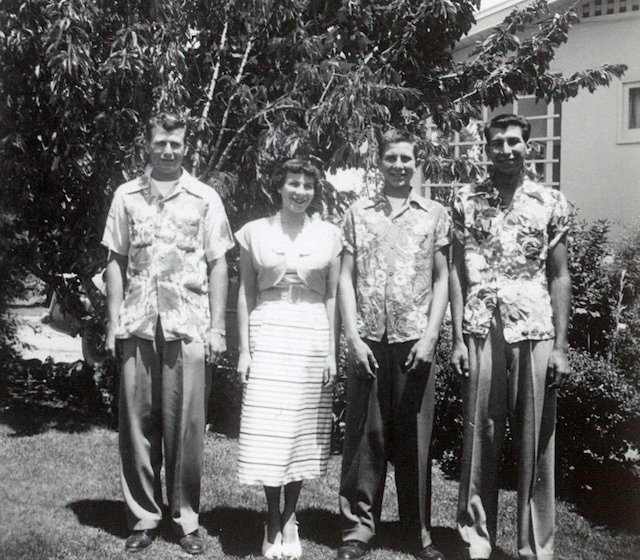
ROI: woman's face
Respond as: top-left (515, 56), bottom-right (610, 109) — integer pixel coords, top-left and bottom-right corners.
top-left (279, 171), bottom-right (316, 214)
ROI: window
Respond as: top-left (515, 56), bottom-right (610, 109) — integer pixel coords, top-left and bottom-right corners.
top-left (618, 80), bottom-right (640, 144)
top-left (420, 96), bottom-right (562, 200)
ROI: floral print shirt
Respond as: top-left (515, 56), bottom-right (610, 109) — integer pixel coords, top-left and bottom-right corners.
top-left (342, 192), bottom-right (451, 344)
top-left (452, 176), bottom-right (571, 343)
top-left (102, 169), bottom-right (234, 342)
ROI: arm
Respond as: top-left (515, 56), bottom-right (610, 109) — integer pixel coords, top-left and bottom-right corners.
top-left (338, 252), bottom-right (378, 378)
top-left (449, 237), bottom-right (470, 377)
top-left (236, 247), bottom-right (258, 384)
top-left (105, 251), bottom-right (127, 356)
top-left (206, 255), bottom-right (229, 364)
top-left (405, 246), bottom-right (449, 372)
top-left (322, 254), bottom-right (341, 387)
top-left (547, 234), bottom-right (572, 389)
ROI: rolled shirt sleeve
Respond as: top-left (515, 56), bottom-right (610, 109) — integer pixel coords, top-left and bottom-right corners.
top-left (203, 190), bottom-right (235, 262)
top-left (101, 187), bottom-right (130, 256)
top-left (341, 206), bottom-right (356, 254)
top-left (548, 191), bottom-right (572, 250)
top-left (434, 204), bottom-right (453, 250)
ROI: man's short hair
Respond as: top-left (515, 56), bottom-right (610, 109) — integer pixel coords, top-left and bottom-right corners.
top-left (146, 112), bottom-right (189, 141)
top-left (377, 128), bottom-right (419, 159)
top-left (270, 158), bottom-right (324, 215)
top-left (484, 114), bottom-right (531, 144)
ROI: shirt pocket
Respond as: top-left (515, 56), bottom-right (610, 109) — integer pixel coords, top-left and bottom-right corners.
top-left (516, 225), bottom-right (546, 260)
top-left (129, 212), bottom-right (156, 248)
top-left (469, 206), bottom-right (500, 246)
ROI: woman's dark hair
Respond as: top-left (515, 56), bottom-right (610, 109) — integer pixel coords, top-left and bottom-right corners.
top-left (271, 158), bottom-right (324, 215)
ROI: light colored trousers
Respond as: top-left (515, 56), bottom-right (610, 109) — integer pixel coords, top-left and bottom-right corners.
top-left (118, 330), bottom-right (207, 536)
top-left (339, 338), bottom-right (437, 549)
top-left (457, 313), bottom-right (556, 560)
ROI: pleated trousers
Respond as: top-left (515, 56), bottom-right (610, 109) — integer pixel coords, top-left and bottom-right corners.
top-left (339, 337), bottom-right (437, 549)
top-left (457, 312), bottom-right (556, 560)
top-left (118, 328), bottom-right (207, 536)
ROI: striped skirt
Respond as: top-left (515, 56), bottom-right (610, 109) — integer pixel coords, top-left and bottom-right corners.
top-left (237, 297), bottom-right (333, 487)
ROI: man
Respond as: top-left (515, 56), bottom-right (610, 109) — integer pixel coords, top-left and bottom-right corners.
top-left (102, 112), bottom-right (234, 554)
top-left (337, 129), bottom-right (450, 560)
top-left (450, 114), bottom-right (572, 560)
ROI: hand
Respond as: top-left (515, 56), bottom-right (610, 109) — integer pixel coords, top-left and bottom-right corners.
top-left (237, 351), bottom-right (251, 384)
top-left (205, 332), bottom-right (226, 366)
top-left (547, 346), bottom-right (571, 389)
top-left (451, 339), bottom-right (470, 377)
top-left (105, 327), bottom-right (117, 357)
top-left (405, 335), bottom-right (436, 373)
top-left (323, 356), bottom-right (337, 388)
top-left (347, 337), bottom-right (378, 379)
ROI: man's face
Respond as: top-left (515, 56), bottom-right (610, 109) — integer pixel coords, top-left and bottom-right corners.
top-left (379, 141), bottom-right (416, 192)
top-left (486, 125), bottom-right (528, 177)
top-left (147, 125), bottom-right (186, 181)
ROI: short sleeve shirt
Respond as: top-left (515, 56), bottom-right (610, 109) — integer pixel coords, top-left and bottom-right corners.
top-left (452, 176), bottom-right (571, 343)
top-left (102, 169), bottom-right (234, 342)
top-left (235, 213), bottom-right (342, 296)
top-left (342, 192), bottom-right (451, 344)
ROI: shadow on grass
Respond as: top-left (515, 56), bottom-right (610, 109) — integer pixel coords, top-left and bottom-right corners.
top-left (67, 500), bottom-right (191, 546)
top-left (67, 499), bottom-right (129, 539)
top-left (66, 500), bottom-right (517, 559)
top-left (201, 506), bottom-right (471, 558)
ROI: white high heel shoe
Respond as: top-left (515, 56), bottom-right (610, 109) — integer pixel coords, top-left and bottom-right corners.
top-left (280, 521), bottom-right (302, 560)
top-left (262, 525), bottom-right (282, 559)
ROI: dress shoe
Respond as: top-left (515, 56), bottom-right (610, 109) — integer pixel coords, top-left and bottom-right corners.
top-left (336, 540), bottom-right (368, 560)
top-left (262, 524), bottom-right (283, 559)
top-left (124, 529), bottom-right (153, 552)
top-left (180, 529), bottom-right (205, 555)
top-left (416, 544), bottom-right (446, 560)
top-left (281, 521), bottom-right (302, 559)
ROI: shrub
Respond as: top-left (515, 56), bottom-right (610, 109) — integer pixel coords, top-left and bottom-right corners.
top-left (557, 348), bottom-right (640, 530)
top-left (0, 209), bottom-right (27, 379)
top-left (567, 219), bottom-right (617, 355)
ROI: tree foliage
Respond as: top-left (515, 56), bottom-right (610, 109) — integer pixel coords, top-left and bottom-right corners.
top-left (0, 0), bottom-right (627, 287)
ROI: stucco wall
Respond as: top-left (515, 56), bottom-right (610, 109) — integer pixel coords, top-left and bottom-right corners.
top-left (552, 16), bottom-right (640, 234)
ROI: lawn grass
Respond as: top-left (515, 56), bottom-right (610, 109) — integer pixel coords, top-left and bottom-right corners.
top-left (0, 411), bottom-right (639, 560)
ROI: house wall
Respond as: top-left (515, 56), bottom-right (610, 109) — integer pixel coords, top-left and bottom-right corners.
top-left (551, 15), bottom-right (640, 234)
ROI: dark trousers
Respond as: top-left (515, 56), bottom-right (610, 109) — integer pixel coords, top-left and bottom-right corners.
top-left (339, 337), bottom-right (437, 548)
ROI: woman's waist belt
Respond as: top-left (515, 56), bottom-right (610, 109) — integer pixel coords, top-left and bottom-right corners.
top-left (259, 285), bottom-right (323, 304)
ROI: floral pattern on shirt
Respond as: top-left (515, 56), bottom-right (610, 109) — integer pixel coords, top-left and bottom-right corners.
top-left (452, 176), bottom-right (571, 343)
top-left (102, 170), bottom-right (234, 342)
top-left (342, 192), bottom-right (451, 343)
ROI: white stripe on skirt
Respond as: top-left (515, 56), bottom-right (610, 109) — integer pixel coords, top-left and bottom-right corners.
top-left (237, 297), bottom-right (332, 486)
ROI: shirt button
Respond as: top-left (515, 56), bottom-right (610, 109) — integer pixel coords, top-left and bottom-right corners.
top-left (388, 271), bottom-right (394, 276)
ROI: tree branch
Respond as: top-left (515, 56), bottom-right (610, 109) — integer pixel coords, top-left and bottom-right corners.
top-left (211, 36), bottom-right (253, 165)
top-left (215, 102), bottom-right (303, 170)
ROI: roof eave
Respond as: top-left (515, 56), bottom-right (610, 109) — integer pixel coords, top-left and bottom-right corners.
top-left (454, 0), bottom-right (577, 52)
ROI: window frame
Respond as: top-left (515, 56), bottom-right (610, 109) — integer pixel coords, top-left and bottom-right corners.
top-left (618, 78), bottom-right (640, 144)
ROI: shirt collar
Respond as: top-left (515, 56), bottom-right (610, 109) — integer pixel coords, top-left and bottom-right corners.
top-left (364, 190), bottom-right (430, 214)
top-left (128, 168), bottom-right (203, 198)
top-left (468, 175), bottom-right (545, 204)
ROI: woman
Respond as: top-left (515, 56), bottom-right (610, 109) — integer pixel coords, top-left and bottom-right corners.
top-left (235, 158), bottom-right (342, 559)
